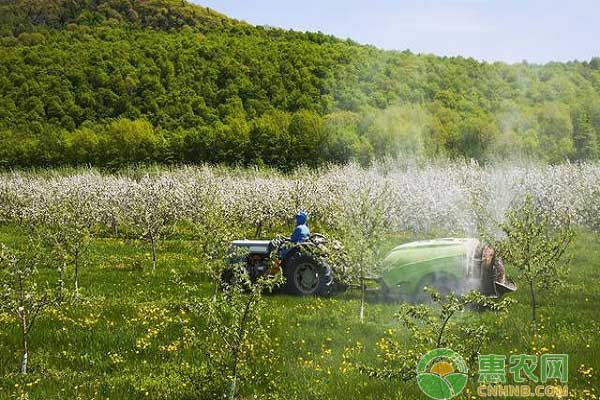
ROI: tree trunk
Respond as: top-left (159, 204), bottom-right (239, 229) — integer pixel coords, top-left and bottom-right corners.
top-left (360, 282), bottom-right (365, 323)
top-left (229, 295), bottom-right (253, 400)
top-left (229, 375), bottom-right (237, 400)
top-left (59, 261), bottom-right (65, 297)
top-left (294, 181), bottom-right (301, 211)
top-left (359, 263), bottom-right (365, 323)
top-left (529, 281), bottom-right (537, 335)
top-left (150, 235), bottom-right (157, 273)
top-left (111, 216), bottom-right (118, 236)
top-left (437, 312), bottom-right (454, 348)
top-left (254, 221), bottom-right (263, 238)
top-left (21, 347), bottom-right (28, 374)
top-left (74, 250), bottom-right (79, 298)
top-left (20, 316), bottom-right (28, 374)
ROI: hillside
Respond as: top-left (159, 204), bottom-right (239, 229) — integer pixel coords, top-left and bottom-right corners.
top-left (0, 0), bottom-right (599, 168)
top-left (0, 0), bottom-right (233, 33)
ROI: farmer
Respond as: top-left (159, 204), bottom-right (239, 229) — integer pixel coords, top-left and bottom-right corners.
top-left (290, 210), bottom-right (310, 243)
top-left (482, 245), bottom-right (507, 284)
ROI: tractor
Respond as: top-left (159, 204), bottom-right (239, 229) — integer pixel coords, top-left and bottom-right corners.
top-left (226, 233), bottom-right (344, 297)
top-left (226, 235), bottom-right (516, 302)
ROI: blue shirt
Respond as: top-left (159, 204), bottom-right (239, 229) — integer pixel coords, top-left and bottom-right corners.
top-left (291, 224), bottom-right (310, 243)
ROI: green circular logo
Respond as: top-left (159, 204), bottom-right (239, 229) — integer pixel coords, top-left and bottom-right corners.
top-left (417, 348), bottom-right (468, 400)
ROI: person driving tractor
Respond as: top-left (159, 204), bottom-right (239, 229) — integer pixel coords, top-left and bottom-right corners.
top-left (291, 211), bottom-right (310, 243)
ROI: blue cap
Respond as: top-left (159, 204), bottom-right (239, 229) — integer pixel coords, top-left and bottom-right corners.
top-left (296, 210), bottom-right (307, 225)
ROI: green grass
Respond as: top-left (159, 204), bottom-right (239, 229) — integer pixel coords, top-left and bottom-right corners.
top-left (0, 227), bottom-right (598, 399)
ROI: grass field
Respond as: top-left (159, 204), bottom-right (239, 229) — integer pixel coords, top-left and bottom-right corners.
top-left (0, 226), bottom-right (598, 400)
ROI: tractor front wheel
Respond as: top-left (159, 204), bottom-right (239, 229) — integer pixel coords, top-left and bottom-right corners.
top-left (283, 254), bottom-right (332, 296)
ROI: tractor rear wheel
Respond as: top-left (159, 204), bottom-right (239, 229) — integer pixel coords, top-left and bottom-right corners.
top-left (283, 253), bottom-right (332, 296)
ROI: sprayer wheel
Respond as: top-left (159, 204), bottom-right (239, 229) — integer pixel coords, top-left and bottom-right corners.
top-left (412, 273), bottom-right (459, 304)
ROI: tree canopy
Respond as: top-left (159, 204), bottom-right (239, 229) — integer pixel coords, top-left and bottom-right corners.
top-left (0, 0), bottom-right (599, 169)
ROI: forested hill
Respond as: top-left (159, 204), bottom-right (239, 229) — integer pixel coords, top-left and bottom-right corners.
top-left (0, 0), bottom-right (234, 32)
top-left (1, 1), bottom-right (599, 169)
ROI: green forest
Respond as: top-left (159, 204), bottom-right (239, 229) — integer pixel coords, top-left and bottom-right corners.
top-left (1, 0), bottom-right (600, 169)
